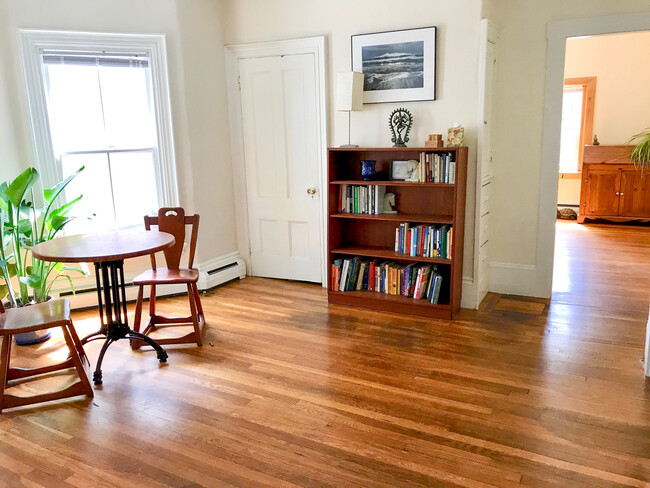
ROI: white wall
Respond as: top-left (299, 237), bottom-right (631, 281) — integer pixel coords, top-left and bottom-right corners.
top-left (224, 0), bottom-right (484, 289)
top-left (557, 177), bottom-right (581, 206)
top-left (566, 30), bottom-right (650, 145)
top-left (0, 0), bottom-right (25, 178)
top-left (0, 0), bottom-right (236, 264)
top-left (558, 30), bottom-right (650, 205)
top-left (485, 0), bottom-right (650, 297)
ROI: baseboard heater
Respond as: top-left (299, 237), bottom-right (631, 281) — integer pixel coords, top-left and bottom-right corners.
top-left (51, 253), bottom-right (246, 311)
top-left (207, 262), bottom-right (239, 275)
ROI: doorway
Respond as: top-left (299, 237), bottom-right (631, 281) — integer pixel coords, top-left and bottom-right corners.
top-left (225, 37), bottom-right (328, 284)
top-left (549, 28), bottom-right (650, 374)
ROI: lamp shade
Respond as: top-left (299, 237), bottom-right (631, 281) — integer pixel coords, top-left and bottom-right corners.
top-left (336, 72), bottom-right (364, 112)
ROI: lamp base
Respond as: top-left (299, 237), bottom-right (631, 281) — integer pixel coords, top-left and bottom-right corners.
top-left (340, 144), bottom-right (359, 148)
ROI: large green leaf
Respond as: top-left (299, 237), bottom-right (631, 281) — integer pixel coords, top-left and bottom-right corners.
top-left (0, 284), bottom-right (7, 300)
top-left (5, 168), bottom-right (39, 207)
top-left (0, 182), bottom-right (8, 213)
top-left (18, 273), bottom-right (42, 288)
top-left (17, 218), bottom-right (33, 237)
top-left (50, 215), bottom-right (73, 232)
top-left (50, 194), bottom-right (82, 218)
top-left (43, 166), bottom-right (84, 204)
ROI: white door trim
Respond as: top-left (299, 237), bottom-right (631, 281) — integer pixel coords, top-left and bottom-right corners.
top-left (537, 12), bottom-right (650, 298)
top-left (225, 36), bottom-right (328, 285)
top-left (464, 19), bottom-right (499, 309)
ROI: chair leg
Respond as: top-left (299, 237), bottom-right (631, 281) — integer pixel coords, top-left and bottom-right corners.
top-left (149, 284), bottom-right (157, 317)
top-left (66, 322), bottom-right (90, 368)
top-left (131, 285), bottom-right (145, 350)
top-left (0, 335), bottom-right (11, 413)
top-left (61, 326), bottom-right (94, 399)
top-left (188, 284), bottom-right (202, 346)
top-left (192, 283), bottom-right (205, 323)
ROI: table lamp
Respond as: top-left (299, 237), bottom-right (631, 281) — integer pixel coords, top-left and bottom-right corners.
top-left (336, 71), bottom-right (364, 147)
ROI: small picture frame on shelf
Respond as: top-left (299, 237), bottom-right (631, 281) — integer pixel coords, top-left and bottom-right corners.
top-left (391, 160), bottom-right (417, 181)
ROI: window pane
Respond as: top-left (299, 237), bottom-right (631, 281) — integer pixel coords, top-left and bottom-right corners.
top-left (99, 66), bottom-right (156, 149)
top-left (558, 88), bottom-right (584, 173)
top-left (45, 65), bottom-right (106, 154)
top-left (60, 154), bottom-right (116, 235)
top-left (43, 55), bottom-right (162, 234)
top-left (110, 151), bottom-right (159, 231)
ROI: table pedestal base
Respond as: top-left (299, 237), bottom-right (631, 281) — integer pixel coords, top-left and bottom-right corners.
top-left (83, 260), bottom-right (168, 385)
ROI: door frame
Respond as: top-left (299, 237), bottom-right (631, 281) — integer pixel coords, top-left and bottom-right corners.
top-left (537, 12), bottom-right (650, 297)
top-left (225, 37), bottom-right (328, 285)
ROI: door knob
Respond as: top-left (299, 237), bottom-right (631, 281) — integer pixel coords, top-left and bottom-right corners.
top-left (306, 187), bottom-right (317, 195)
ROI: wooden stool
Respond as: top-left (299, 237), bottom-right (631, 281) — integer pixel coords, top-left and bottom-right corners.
top-left (0, 299), bottom-right (93, 413)
top-left (132, 208), bottom-right (205, 349)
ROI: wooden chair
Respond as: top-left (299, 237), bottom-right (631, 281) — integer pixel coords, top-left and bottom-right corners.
top-left (131, 208), bottom-right (205, 349)
top-left (0, 299), bottom-right (93, 413)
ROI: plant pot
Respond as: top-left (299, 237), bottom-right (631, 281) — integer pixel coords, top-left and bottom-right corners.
top-left (15, 329), bottom-right (51, 345)
top-left (4, 298), bottom-right (53, 345)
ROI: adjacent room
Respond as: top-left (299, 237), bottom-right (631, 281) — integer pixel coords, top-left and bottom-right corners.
top-left (0, 1), bottom-right (649, 486)
top-left (554, 30), bottom-right (650, 321)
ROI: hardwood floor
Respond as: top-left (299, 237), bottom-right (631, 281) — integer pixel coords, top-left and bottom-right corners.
top-left (0, 221), bottom-right (648, 487)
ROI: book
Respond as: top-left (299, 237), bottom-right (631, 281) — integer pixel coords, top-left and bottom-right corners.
top-left (331, 259), bottom-right (342, 290)
top-left (431, 273), bottom-right (443, 304)
top-left (368, 261), bottom-right (375, 291)
top-left (375, 186), bottom-right (386, 215)
top-left (339, 259), bottom-right (350, 291)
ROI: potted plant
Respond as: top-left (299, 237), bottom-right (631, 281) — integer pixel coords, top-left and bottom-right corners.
top-left (627, 128), bottom-right (650, 173)
top-left (0, 166), bottom-right (87, 344)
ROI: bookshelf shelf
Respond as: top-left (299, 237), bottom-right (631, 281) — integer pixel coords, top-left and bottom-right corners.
top-left (330, 213), bottom-right (454, 225)
top-left (327, 146), bottom-right (468, 319)
top-left (328, 290), bottom-right (452, 318)
top-left (331, 180), bottom-right (454, 188)
top-left (331, 246), bottom-right (453, 265)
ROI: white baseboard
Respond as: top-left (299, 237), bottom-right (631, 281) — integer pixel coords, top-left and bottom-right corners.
top-left (52, 251), bottom-right (247, 310)
top-left (461, 277), bottom-right (478, 310)
top-left (488, 261), bottom-right (548, 298)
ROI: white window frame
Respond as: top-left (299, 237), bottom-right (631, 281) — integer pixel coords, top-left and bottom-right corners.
top-left (19, 29), bottom-right (179, 207)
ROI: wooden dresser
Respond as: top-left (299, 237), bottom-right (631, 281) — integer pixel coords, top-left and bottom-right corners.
top-left (578, 145), bottom-right (650, 223)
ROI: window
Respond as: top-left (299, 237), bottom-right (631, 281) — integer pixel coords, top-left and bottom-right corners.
top-left (558, 86), bottom-right (584, 173)
top-left (20, 31), bottom-right (178, 234)
top-left (558, 77), bottom-right (596, 175)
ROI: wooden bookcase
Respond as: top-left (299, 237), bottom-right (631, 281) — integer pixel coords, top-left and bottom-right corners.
top-left (327, 146), bottom-right (468, 319)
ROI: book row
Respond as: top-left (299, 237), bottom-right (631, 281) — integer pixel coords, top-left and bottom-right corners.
top-left (338, 184), bottom-right (386, 214)
top-left (414, 151), bottom-right (456, 184)
top-left (331, 257), bottom-right (445, 304)
top-left (395, 223), bottom-right (452, 259)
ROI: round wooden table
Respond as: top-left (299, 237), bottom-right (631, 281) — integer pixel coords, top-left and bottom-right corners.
top-left (32, 231), bottom-right (175, 385)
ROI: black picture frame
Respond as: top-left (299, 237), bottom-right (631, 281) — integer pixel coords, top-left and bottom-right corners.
top-left (352, 26), bottom-right (437, 104)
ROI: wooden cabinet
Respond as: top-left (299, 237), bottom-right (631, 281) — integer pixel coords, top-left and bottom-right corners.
top-left (327, 147), bottom-right (467, 319)
top-left (619, 170), bottom-right (650, 217)
top-left (578, 146), bottom-right (650, 223)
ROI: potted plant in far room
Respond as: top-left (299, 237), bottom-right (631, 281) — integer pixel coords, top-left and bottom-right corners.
top-left (627, 128), bottom-right (650, 173)
top-left (0, 166), bottom-right (88, 344)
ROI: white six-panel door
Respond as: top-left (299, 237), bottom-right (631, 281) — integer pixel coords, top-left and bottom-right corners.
top-left (238, 53), bottom-right (322, 282)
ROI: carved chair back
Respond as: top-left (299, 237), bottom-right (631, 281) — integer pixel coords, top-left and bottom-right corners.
top-left (144, 207), bottom-right (200, 271)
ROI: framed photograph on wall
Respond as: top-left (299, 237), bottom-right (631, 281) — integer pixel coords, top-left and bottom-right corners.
top-left (352, 26), bottom-right (437, 104)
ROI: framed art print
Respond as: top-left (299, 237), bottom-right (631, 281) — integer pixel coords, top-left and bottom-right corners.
top-left (391, 160), bottom-right (416, 181)
top-left (352, 26), bottom-right (437, 104)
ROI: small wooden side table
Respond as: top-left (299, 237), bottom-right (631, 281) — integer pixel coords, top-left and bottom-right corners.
top-left (32, 231), bottom-right (175, 385)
